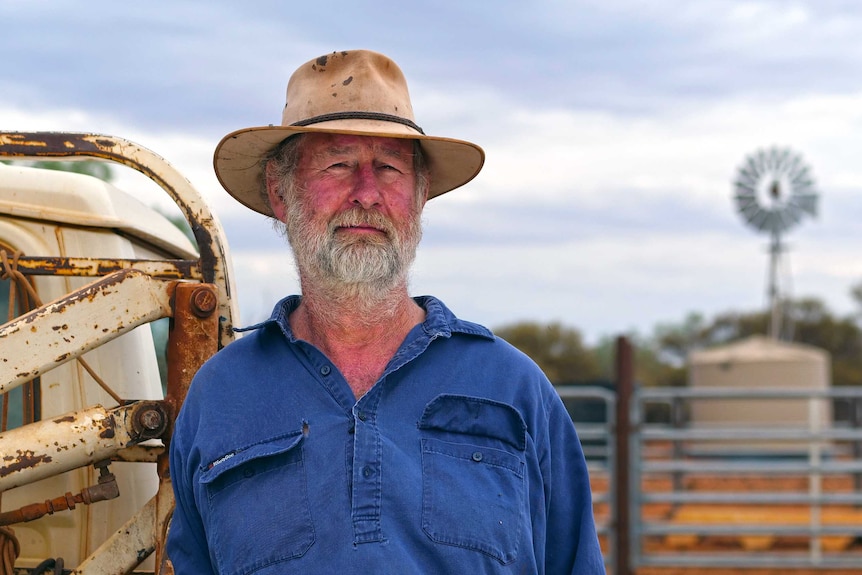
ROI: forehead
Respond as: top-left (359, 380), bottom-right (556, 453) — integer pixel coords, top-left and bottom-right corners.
top-left (300, 133), bottom-right (415, 157)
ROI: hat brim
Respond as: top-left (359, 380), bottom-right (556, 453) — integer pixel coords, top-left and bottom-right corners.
top-left (213, 120), bottom-right (485, 217)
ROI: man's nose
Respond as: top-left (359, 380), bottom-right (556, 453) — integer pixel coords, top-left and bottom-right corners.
top-left (348, 164), bottom-right (383, 209)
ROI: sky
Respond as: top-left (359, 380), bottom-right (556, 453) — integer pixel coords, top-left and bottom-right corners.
top-left (2, 0), bottom-right (861, 344)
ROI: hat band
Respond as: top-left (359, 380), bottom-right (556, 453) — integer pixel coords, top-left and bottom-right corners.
top-left (290, 111), bottom-right (426, 135)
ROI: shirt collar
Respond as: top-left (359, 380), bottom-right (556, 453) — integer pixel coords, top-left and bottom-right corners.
top-left (235, 294), bottom-right (494, 342)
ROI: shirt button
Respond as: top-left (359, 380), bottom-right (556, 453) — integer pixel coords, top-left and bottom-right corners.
top-left (362, 466), bottom-right (374, 478)
top-left (357, 411), bottom-right (368, 422)
top-left (320, 365), bottom-right (331, 376)
top-left (243, 468), bottom-right (255, 478)
top-left (472, 451), bottom-right (483, 462)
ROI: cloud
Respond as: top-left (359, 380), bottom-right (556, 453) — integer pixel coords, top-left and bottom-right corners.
top-left (2, 0), bottom-right (860, 342)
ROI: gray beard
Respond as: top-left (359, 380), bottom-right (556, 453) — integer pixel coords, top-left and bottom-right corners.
top-left (287, 205), bottom-right (422, 304)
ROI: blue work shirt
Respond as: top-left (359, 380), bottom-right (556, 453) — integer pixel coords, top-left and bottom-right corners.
top-left (168, 295), bottom-right (604, 574)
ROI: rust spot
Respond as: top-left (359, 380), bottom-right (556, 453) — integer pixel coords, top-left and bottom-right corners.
top-left (191, 287), bottom-right (217, 317)
top-left (137, 547), bottom-right (154, 562)
top-left (342, 76), bottom-right (353, 86)
top-left (51, 324), bottom-right (69, 331)
top-left (316, 55), bottom-right (328, 67)
top-left (0, 450), bottom-right (52, 478)
top-left (99, 417), bottom-right (116, 439)
top-left (53, 415), bottom-right (75, 423)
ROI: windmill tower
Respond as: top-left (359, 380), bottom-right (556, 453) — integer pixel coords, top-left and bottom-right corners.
top-left (733, 147), bottom-right (819, 340)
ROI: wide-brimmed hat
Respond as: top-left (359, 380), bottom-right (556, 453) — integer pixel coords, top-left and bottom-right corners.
top-left (214, 49), bottom-right (485, 217)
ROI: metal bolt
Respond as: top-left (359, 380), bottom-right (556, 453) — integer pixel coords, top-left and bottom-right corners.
top-left (191, 286), bottom-right (217, 318)
top-left (137, 408), bottom-right (164, 432)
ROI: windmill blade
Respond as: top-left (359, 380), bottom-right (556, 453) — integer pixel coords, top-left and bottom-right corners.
top-left (737, 199), bottom-right (764, 221)
top-left (771, 148), bottom-right (790, 172)
top-left (733, 191), bottom-right (757, 208)
top-left (749, 208), bottom-right (772, 231)
top-left (785, 153), bottom-right (804, 179)
top-left (776, 204), bottom-right (802, 230)
top-left (734, 173), bottom-right (757, 194)
top-left (793, 192), bottom-right (819, 217)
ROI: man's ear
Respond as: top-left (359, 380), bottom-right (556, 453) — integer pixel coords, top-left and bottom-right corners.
top-left (265, 162), bottom-right (288, 222)
top-left (420, 175), bottom-right (431, 210)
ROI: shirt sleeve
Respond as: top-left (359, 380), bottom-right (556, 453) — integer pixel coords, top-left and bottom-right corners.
top-left (167, 408), bottom-right (216, 575)
top-left (542, 394), bottom-right (606, 574)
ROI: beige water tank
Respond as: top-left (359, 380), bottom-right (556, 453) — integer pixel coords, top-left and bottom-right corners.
top-left (687, 335), bottom-right (831, 454)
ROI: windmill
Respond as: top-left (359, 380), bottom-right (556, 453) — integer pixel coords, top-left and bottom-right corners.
top-left (733, 147), bottom-right (819, 340)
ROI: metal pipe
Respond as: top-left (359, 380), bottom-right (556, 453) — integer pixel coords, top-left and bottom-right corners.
top-left (0, 269), bottom-right (174, 395)
top-left (0, 401), bottom-right (168, 492)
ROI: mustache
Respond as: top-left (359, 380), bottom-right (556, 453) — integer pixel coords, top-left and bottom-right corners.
top-left (329, 208), bottom-right (397, 237)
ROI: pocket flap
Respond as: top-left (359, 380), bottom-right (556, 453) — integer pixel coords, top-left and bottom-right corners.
top-left (418, 395), bottom-right (526, 451)
top-left (200, 431), bottom-right (305, 484)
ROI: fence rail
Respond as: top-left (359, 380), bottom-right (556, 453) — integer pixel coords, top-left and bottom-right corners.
top-left (557, 385), bottom-right (617, 574)
top-left (630, 385), bottom-right (862, 569)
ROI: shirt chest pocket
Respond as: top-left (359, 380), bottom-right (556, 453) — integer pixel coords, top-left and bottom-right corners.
top-left (418, 395), bottom-right (528, 565)
top-left (199, 431), bottom-right (314, 575)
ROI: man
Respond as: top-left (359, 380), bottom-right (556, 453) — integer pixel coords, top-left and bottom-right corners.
top-left (167, 49), bottom-right (604, 574)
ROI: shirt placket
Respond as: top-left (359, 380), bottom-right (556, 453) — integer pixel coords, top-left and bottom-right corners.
top-left (351, 393), bottom-right (383, 544)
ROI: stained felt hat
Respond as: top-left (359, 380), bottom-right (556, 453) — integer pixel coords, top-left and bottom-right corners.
top-left (213, 49), bottom-right (485, 217)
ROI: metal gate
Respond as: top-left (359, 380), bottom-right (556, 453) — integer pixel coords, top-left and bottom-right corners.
top-left (629, 385), bottom-right (862, 570)
top-left (558, 385), bottom-right (617, 573)
top-left (561, 337), bottom-right (862, 574)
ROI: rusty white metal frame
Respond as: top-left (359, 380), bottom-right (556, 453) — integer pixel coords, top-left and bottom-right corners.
top-left (74, 480), bottom-right (176, 575)
top-left (0, 131), bottom-right (238, 347)
top-left (0, 402), bottom-right (167, 492)
top-left (0, 269), bottom-right (174, 395)
top-left (0, 132), bottom-right (238, 574)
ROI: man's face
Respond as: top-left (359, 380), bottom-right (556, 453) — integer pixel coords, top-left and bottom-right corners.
top-left (271, 133), bottom-right (425, 290)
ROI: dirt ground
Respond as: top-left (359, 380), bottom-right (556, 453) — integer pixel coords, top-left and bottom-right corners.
top-left (590, 473), bottom-right (862, 574)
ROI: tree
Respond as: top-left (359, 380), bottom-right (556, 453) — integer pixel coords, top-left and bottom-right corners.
top-left (651, 297), bottom-right (862, 387)
top-left (493, 321), bottom-right (602, 384)
top-left (1, 159), bottom-right (114, 182)
top-left (852, 281), bottom-right (862, 319)
top-left (651, 312), bottom-right (710, 367)
top-left (590, 333), bottom-right (687, 388)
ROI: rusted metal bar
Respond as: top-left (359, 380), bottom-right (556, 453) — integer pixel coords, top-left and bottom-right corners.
top-left (0, 131), bottom-right (238, 348)
top-left (4, 256), bottom-right (201, 280)
top-left (0, 401), bottom-right (169, 492)
top-left (153, 282), bottom-right (220, 572)
top-left (161, 282), bottom-right (220, 453)
top-left (614, 336), bottom-right (634, 575)
top-left (0, 460), bottom-right (118, 526)
top-left (0, 268), bottom-right (174, 395)
top-left (853, 398), bottom-right (862, 495)
top-left (113, 444), bottom-right (165, 463)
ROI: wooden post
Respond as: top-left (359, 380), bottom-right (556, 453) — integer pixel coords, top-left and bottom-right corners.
top-left (614, 336), bottom-right (634, 575)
